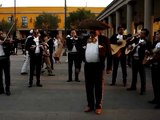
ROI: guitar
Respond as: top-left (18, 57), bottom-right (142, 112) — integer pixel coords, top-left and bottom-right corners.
top-left (143, 48), bottom-right (160, 65)
top-left (125, 43), bottom-right (139, 55)
top-left (111, 40), bottom-right (126, 55)
top-left (142, 54), bottom-right (153, 65)
top-left (125, 39), bottom-right (145, 55)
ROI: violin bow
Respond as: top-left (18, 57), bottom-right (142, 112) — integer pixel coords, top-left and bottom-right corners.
top-left (3, 22), bottom-right (15, 42)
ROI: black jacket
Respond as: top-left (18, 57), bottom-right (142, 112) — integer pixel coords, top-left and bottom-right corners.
top-left (25, 36), bottom-right (43, 57)
top-left (2, 41), bottom-right (12, 57)
top-left (82, 35), bottom-right (112, 70)
top-left (66, 36), bottom-right (82, 52)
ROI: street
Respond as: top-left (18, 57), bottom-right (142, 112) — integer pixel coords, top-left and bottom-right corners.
top-left (0, 53), bottom-right (159, 120)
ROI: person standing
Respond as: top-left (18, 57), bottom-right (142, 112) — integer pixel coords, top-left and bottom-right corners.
top-left (110, 26), bottom-right (127, 86)
top-left (21, 29), bottom-right (33, 74)
top-left (0, 30), bottom-right (12, 96)
top-left (47, 32), bottom-right (54, 70)
top-left (148, 30), bottom-right (160, 108)
top-left (83, 29), bottom-right (112, 115)
top-left (53, 32), bottom-right (64, 64)
top-left (127, 28), bottom-right (152, 95)
top-left (25, 29), bottom-right (43, 87)
top-left (66, 29), bottom-right (82, 82)
top-left (42, 34), bottom-right (55, 76)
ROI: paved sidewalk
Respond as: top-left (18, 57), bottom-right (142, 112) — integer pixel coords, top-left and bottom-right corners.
top-left (0, 54), bottom-right (159, 120)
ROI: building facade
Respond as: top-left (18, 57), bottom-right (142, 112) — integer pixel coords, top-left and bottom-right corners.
top-left (96, 0), bottom-right (160, 40)
top-left (0, 6), bottom-right (104, 38)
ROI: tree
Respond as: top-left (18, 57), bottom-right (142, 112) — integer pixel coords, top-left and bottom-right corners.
top-left (0, 19), bottom-right (13, 32)
top-left (66, 8), bottom-right (96, 29)
top-left (34, 12), bottom-right (60, 31)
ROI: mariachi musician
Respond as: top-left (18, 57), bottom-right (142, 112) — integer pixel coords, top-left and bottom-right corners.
top-left (0, 28), bottom-right (14, 96)
top-left (127, 28), bottom-right (152, 95)
top-left (110, 26), bottom-right (127, 86)
top-left (25, 29), bottom-right (43, 87)
top-left (66, 29), bottom-right (82, 82)
top-left (148, 30), bottom-right (160, 109)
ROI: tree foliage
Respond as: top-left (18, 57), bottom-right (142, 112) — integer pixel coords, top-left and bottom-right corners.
top-left (0, 19), bottom-right (13, 32)
top-left (66, 8), bottom-right (96, 29)
top-left (34, 12), bottom-right (60, 30)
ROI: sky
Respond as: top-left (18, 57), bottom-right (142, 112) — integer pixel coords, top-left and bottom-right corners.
top-left (0, 0), bottom-right (113, 7)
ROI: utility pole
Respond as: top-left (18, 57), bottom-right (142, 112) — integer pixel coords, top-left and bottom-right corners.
top-left (64, 0), bottom-right (67, 38)
top-left (63, 0), bottom-right (67, 56)
top-left (14, 0), bottom-right (16, 37)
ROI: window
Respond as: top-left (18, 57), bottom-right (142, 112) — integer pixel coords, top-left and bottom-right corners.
top-left (21, 17), bottom-right (28, 27)
top-left (8, 16), bottom-right (13, 23)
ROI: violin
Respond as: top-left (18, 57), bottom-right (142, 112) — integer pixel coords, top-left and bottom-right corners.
top-left (0, 23), bottom-right (15, 43)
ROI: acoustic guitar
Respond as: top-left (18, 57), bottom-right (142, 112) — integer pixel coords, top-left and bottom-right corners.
top-left (143, 48), bottom-right (160, 65)
top-left (125, 39), bottom-right (145, 55)
top-left (111, 40), bottom-right (126, 55)
top-left (125, 43), bottom-right (139, 55)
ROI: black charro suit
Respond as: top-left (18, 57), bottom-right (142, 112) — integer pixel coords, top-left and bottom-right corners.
top-left (110, 34), bottom-right (127, 86)
top-left (128, 37), bottom-right (152, 94)
top-left (83, 34), bottom-right (112, 110)
top-left (25, 36), bottom-right (43, 86)
top-left (66, 35), bottom-right (82, 81)
top-left (0, 40), bottom-right (12, 95)
top-left (47, 37), bottom-right (54, 70)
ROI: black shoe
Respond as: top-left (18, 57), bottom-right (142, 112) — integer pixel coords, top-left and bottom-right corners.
top-left (0, 91), bottom-right (4, 94)
top-left (67, 80), bottom-right (72, 82)
top-left (21, 72), bottom-right (28, 75)
top-left (110, 83), bottom-right (115, 86)
top-left (28, 84), bottom-right (32, 88)
top-left (48, 73), bottom-right (55, 76)
top-left (148, 100), bottom-right (158, 104)
top-left (36, 84), bottom-right (43, 87)
top-left (75, 80), bottom-right (80, 82)
top-left (6, 91), bottom-right (11, 96)
top-left (140, 92), bottom-right (145, 95)
top-left (127, 87), bottom-right (136, 91)
top-left (155, 105), bottom-right (160, 109)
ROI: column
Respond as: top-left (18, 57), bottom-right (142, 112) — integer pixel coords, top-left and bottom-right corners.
top-left (108, 16), bottom-right (112, 38)
top-left (144, 0), bottom-right (153, 40)
top-left (127, 3), bottom-right (133, 34)
top-left (116, 11), bottom-right (120, 33)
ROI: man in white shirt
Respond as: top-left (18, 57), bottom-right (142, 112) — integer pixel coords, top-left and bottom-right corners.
top-left (0, 30), bottom-right (12, 96)
top-left (66, 29), bottom-right (82, 82)
top-left (83, 29), bottom-right (112, 115)
top-left (25, 29), bottom-right (43, 87)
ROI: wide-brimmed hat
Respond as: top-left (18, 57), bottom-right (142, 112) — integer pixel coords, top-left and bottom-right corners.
top-left (78, 19), bottom-right (110, 30)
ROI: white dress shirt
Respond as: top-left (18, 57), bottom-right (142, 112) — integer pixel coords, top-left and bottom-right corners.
top-left (85, 39), bottom-right (100, 63)
top-left (34, 37), bottom-right (40, 54)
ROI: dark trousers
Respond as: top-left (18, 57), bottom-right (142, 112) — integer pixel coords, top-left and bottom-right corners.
top-left (131, 58), bottom-right (146, 92)
top-left (29, 54), bottom-right (42, 85)
top-left (151, 63), bottom-right (160, 103)
top-left (68, 52), bottom-right (81, 81)
top-left (49, 52), bottom-right (54, 70)
top-left (112, 55), bottom-right (127, 84)
top-left (0, 57), bottom-right (10, 92)
top-left (84, 62), bottom-right (104, 109)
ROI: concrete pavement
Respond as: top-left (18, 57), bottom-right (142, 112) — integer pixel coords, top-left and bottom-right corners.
top-left (0, 53), bottom-right (159, 120)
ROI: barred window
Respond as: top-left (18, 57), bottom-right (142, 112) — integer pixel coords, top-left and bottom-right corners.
top-left (21, 17), bottom-right (28, 27)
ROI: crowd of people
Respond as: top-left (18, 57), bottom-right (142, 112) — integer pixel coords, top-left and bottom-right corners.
top-left (0, 25), bottom-right (160, 115)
